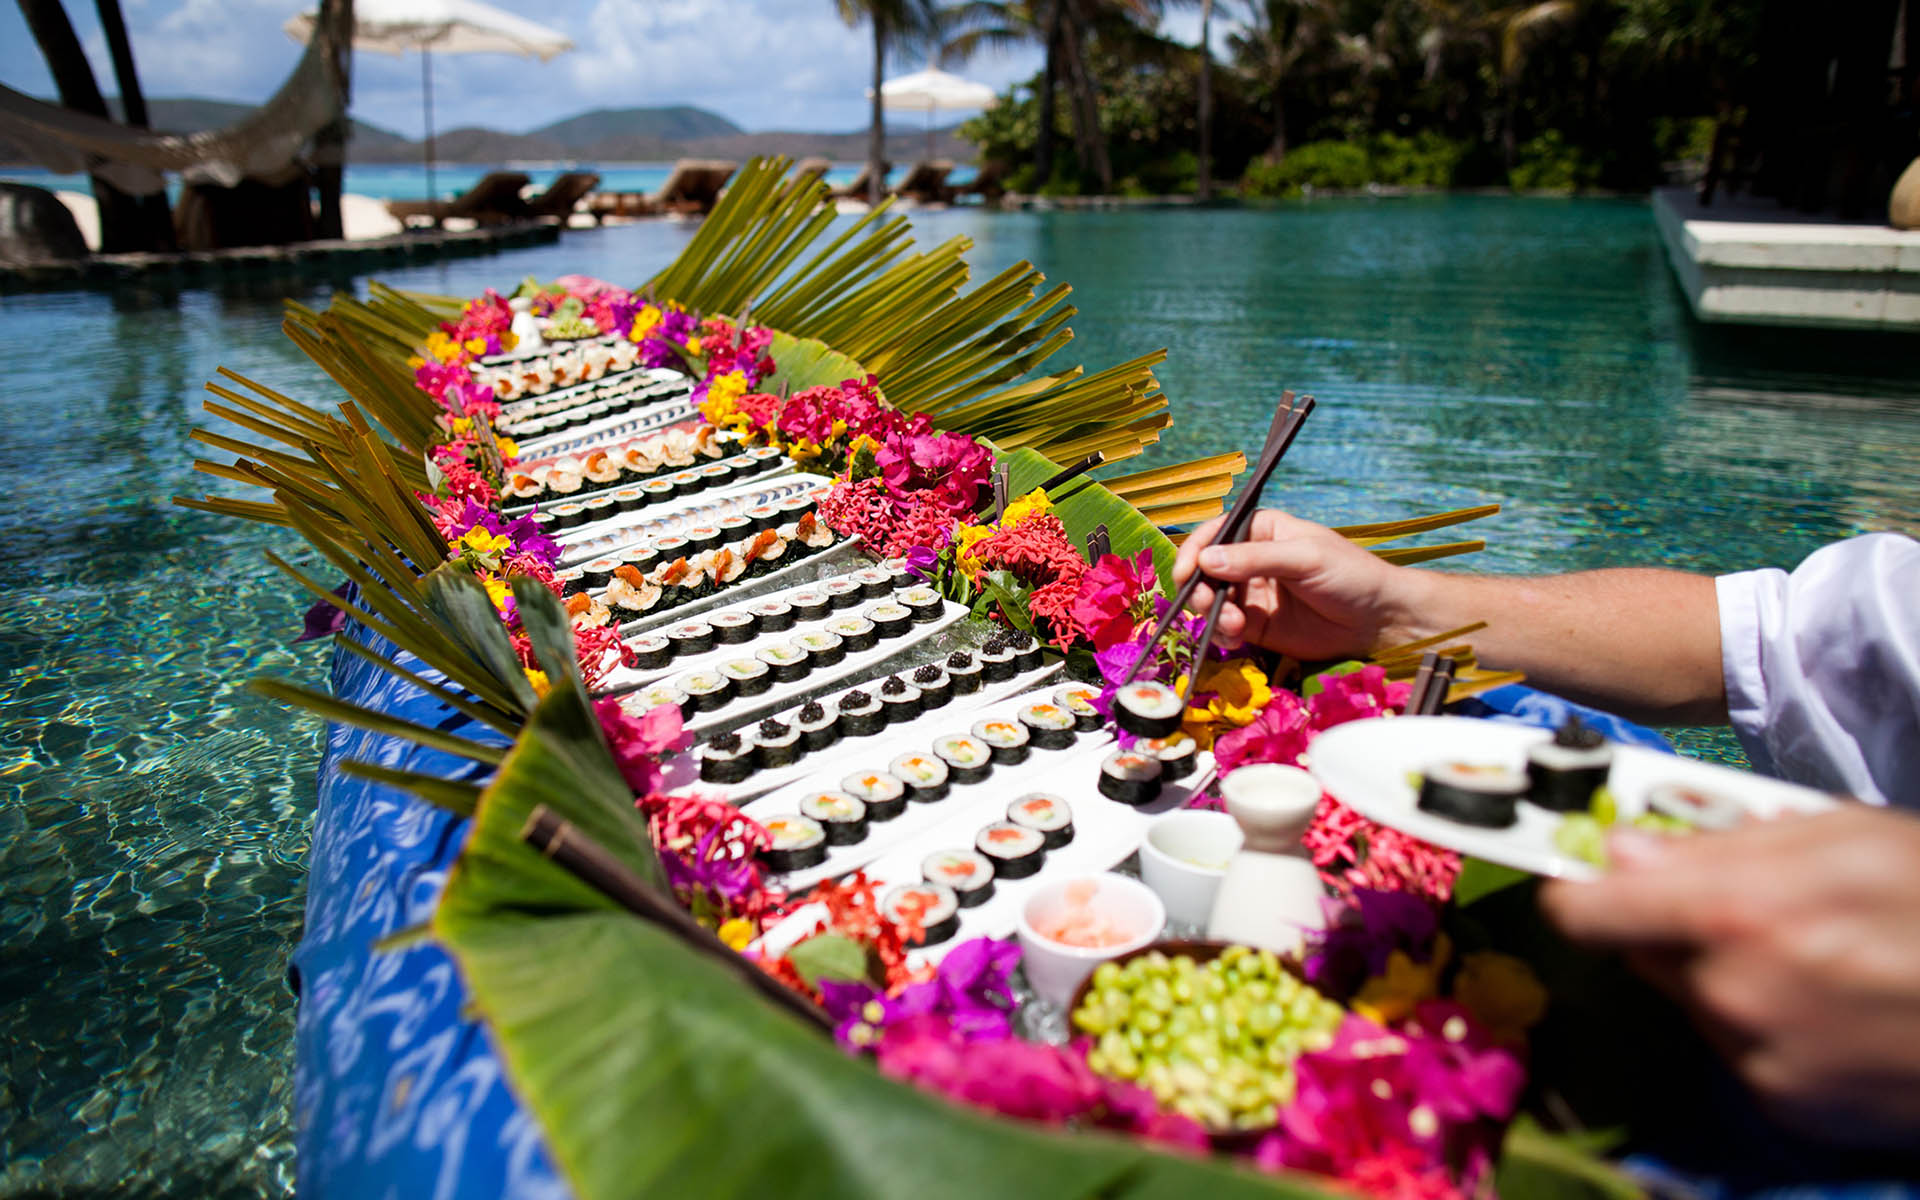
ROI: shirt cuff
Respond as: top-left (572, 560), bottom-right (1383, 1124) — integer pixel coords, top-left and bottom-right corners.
top-left (1715, 568), bottom-right (1782, 776)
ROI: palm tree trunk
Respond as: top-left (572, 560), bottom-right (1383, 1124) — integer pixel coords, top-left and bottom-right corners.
top-left (868, 14), bottom-right (887, 207)
top-left (1267, 87), bottom-right (1287, 163)
top-left (1035, 0), bottom-right (1063, 187)
top-left (18, 0), bottom-right (146, 252)
top-left (93, 0), bottom-right (175, 250)
top-left (313, 0), bottom-right (354, 240)
top-left (1196, 0), bottom-right (1213, 201)
top-left (1057, 11), bottom-right (1111, 193)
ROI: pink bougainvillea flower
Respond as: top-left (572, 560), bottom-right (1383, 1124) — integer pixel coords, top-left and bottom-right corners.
top-left (1309, 664), bottom-right (1411, 729)
top-left (593, 697), bottom-right (690, 795)
top-left (1213, 688), bottom-right (1314, 775)
top-left (1070, 549), bottom-right (1155, 651)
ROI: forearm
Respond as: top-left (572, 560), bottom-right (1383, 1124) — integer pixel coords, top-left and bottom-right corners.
top-left (1390, 567), bottom-right (1728, 726)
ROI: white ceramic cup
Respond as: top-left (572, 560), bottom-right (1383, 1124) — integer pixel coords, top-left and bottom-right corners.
top-left (1138, 809), bottom-right (1244, 928)
top-left (1017, 873), bottom-right (1166, 1007)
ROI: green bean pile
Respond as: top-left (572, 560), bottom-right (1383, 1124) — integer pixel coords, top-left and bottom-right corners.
top-left (1073, 945), bottom-right (1346, 1130)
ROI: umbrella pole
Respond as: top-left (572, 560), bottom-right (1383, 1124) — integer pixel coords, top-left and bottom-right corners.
top-left (421, 45), bottom-right (438, 229)
top-left (926, 107), bottom-right (933, 161)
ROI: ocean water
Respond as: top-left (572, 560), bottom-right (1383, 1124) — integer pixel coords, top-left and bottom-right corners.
top-left (2, 197), bottom-right (1917, 1195)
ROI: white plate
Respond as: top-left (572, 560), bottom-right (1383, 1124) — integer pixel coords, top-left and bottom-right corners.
top-left (518, 398), bottom-right (699, 458)
top-left (610, 539), bottom-right (864, 636)
top-left (756, 746), bottom-right (1212, 968)
top-left (1307, 715), bottom-right (1842, 881)
top-left (551, 470), bottom-right (819, 554)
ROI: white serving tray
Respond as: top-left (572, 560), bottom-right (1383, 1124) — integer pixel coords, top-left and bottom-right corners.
top-left (661, 660), bottom-right (1065, 803)
top-left (612, 540), bottom-right (865, 636)
top-left (518, 397), bottom-right (699, 459)
top-left (553, 473), bottom-right (827, 555)
top-left (756, 745), bottom-right (1215, 968)
top-left (497, 364), bottom-right (668, 421)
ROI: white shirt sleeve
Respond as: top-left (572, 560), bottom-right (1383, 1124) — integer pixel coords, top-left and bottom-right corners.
top-left (1716, 532), bottom-right (1920, 808)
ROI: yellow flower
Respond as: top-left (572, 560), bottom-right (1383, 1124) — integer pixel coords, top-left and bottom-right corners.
top-left (953, 522), bottom-right (994, 575)
top-left (1453, 951), bottom-right (1548, 1044)
top-left (716, 917), bottom-right (755, 951)
top-left (1173, 657), bottom-right (1273, 749)
top-left (482, 575), bottom-right (513, 613)
top-left (461, 527), bottom-right (513, 559)
top-left (1000, 488), bottom-right (1052, 529)
top-left (464, 336), bottom-right (488, 355)
top-left (830, 418), bottom-right (850, 441)
top-left (628, 303), bottom-right (661, 342)
top-left (495, 437), bottom-right (519, 461)
top-left (705, 369), bottom-right (748, 409)
top-left (406, 355), bottom-right (425, 369)
top-left (449, 416), bottom-right (473, 436)
top-left (787, 438), bottom-right (825, 465)
top-left (524, 668), bottom-right (550, 696)
top-left (1353, 933), bottom-right (1451, 1026)
top-left (425, 331), bottom-right (464, 363)
top-left (685, 336), bottom-right (702, 355)
top-left (500, 329), bottom-right (518, 351)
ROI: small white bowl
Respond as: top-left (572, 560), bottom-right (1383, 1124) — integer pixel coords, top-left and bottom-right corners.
top-left (1138, 809), bottom-right (1244, 928)
top-left (1017, 873), bottom-right (1166, 1007)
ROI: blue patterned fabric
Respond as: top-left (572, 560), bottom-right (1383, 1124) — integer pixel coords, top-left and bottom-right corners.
top-left (291, 622), bottom-right (569, 1200)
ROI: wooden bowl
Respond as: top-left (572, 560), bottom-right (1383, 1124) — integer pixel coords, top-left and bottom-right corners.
top-left (1066, 938), bottom-right (1318, 1147)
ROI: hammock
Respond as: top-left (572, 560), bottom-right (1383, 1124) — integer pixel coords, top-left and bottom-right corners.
top-left (0, 5), bottom-right (349, 197)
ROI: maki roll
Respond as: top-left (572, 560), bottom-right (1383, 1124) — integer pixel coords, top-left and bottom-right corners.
top-left (697, 463), bottom-right (732, 489)
top-left (864, 602), bottom-right (914, 640)
top-left (910, 662), bottom-right (952, 708)
top-left (971, 717), bottom-right (1032, 765)
top-left (611, 485), bottom-right (646, 513)
top-left (1008, 793), bottom-right (1075, 849)
top-left (1416, 761), bottom-right (1526, 829)
top-left (665, 620), bottom-right (715, 656)
top-left (617, 544), bottom-right (660, 574)
top-left (669, 469), bottom-right (703, 494)
top-left (681, 670), bottom-right (733, 713)
top-left (555, 567), bottom-right (588, 595)
top-left (889, 752), bottom-right (951, 803)
top-left (775, 494), bottom-right (816, 522)
top-left (851, 567), bottom-right (893, 599)
top-left (653, 534), bottom-right (692, 562)
top-left (788, 588), bottom-right (831, 621)
top-left (716, 514), bottom-right (754, 544)
top-left (627, 682), bottom-right (689, 720)
top-left (628, 632), bottom-right (673, 670)
top-left (1098, 750), bottom-right (1165, 806)
top-left (580, 557), bottom-right (622, 590)
top-left (1016, 702), bottom-right (1078, 751)
top-left (794, 630), bottom-right (844, 668)
top-left (698, 732), bottom-right (756, 784)
top-left (753, 717), bottom-right (802, 768)
top-left (945, 650), bottom-right (984, 696)
top-left (826, 614), bottom-right (877, 652)
top-left (799, 791), bottom-right (869, 845)
top-left (822, 578), bottom-right (864, 610)
top-left (641, 479), bottom-right (677, 505)
top-left (719, 657), bottom-right (771, 697)
top-left (922, 849), bottom-right (995, 908)
top-left (896, 584), bottom-right (945, 624)
top-left (1138, 733), bottom-right (1199, 781)
top-left (709, 610), bottom-right (758, 645)
top-left (1525, 718), bottom-right (1614, 813)
top-left (977, 638), bottom-right (1018, 682)
top-left (684, 524), bottom-right (723, 553)
top-left (976, 822), bottom-right (1047, 880)
top-left (836, 689), bottom-right (885, 737)
top-left (582, 495), bottom-right (617, 524)
top-left (840, 772), bottom-right (907, 822)
top-left (933, 733), bottom-right (992, 784)
top-left (1644, 781), bottom-right (1741, 831)
top-left (761, 815), bottom-right (828, 872)
top-left (794, 700), bottom-right (839, 751)
top-left (744, 503), bottom-right (782, 533)
top-left (551, 501), bottom-right (587, 530)
top-left (748, 597), bottom-right (795, 632)
top-left (747, 446), bottom-right (784, 472)
top-left (755, 642), bottom-right (810, 683)
top-left (882, 883), bottom-right (960, 947)
top-left (877, 675), bottom-right (923, 724)
top-left (1053, 684), bottom-right (1103, 732)
top-left (1114, 681), bottom-right (1185, 738)
top-left (1002, 630), bottom-right (1044, 673)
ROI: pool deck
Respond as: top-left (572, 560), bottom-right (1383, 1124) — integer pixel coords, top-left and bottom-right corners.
top-left (0, 220), bottom-right (561, 294)
top-left (1653, 187), bottom-right (1920, 330)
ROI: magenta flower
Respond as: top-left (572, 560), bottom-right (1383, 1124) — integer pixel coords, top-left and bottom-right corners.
top-left (821, 936), bottom-right (1020, 1048)
top-left (1309, 665), bottom-right (1411, 729)
top-left (1303, 889), bottom-right (1442, 1001)
top-left (1069, 549), bottom-right (1155, 652)
top-left (593, 697), bottom-right (690, 795)
top-left (1213, 688), bottom-right (1314, 775)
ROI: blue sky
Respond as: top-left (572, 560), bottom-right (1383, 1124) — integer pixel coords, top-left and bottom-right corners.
top-left (2, 2), bottom-right (1223, 137)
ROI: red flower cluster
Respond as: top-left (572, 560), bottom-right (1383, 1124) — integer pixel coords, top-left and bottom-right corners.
top-left (971, 513), bottom-right (1087, 589)
top-left (697, 317), bottom-right (775, 381)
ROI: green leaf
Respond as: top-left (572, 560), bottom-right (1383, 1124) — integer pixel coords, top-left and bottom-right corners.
top-left (1300, 661), bottom-right (1365, 698)
top-left (785, 934), bottom-right (876, 990)
top-left (760, 330), bottom-right (871, 395)
top-left (1453, 858), bottom-right (1534, 907)
top-left (1494, 1117), bottom-right (1646, 1200)
top-left (1000, 447), bottom-right (1180, 585)
top-left (981, 570), bottom-right (1035, 633)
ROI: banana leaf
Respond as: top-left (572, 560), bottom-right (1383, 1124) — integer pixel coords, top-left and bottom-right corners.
top-left (431, 683), bottom-right (1341, 1200)
top-left (1001, 448), bottom-right (1180, 585)
top-left (759, 331), bottom-right (871, 395)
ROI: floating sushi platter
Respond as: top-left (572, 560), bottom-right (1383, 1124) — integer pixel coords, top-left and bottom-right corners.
top-left (1309, 715), bottom-right (1842, 880)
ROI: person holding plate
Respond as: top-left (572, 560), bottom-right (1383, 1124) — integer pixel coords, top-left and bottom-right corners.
top-left (1174, 514), bottom-right (1920, 1149)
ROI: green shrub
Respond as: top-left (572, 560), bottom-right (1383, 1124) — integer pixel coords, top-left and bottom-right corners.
top-left (1508, 130), bottom-right (1603, 192)
top-left (1238, 132), bottom-right (1469, 196)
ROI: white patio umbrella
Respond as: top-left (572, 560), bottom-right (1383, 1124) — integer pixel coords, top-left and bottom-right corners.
top-left (286, 0), bottom-right (574, 218)
top-left (870, 66), bottom-right (998, 159)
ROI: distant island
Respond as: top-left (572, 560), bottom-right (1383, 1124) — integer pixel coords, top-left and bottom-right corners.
top-left (0, 98), bottom-right (973, 166)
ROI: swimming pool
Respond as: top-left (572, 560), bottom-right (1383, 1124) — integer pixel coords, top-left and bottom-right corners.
top-left (2, 196), bottom-right (1914, 1195)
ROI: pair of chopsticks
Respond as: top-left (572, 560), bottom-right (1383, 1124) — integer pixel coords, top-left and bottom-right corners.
top-left (1406, 651), bottom-right (1456, 716)
top-left (983, 451), bottom-right (1107, 523)
top-left (1120, 391), bottom-right (1317, 700)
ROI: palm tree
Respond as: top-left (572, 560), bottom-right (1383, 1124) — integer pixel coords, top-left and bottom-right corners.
top-left (1227, 0), bottom-right (1340, 163)
top-left (837, 0), bottom-right (942, 205)
top-left (1195, 0), bottom-right (1214, 199)
top-left (18, 0), bottom-right (148, 251)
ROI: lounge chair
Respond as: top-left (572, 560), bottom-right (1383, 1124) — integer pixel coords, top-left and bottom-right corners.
top-left (651, 159), bottom-right (737, 215)
top-left (833, 162), bottom-right (891, 203)
top-left (527, 171), bottom-right (600, 222)
top-left (953, 159), bottom-right (1009, 205)
top-left (385, 171), bottom-right (530, 227)
top-left (892, 160), bottom-right (955, 204)
top-left (793, 157), bottom-right (832, 182)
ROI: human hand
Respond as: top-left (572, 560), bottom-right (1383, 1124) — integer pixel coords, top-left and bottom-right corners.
top-left (1171, 509), bottom-right (1421, 661)
top-left (1540, 806), bottom-right (1920, 1148)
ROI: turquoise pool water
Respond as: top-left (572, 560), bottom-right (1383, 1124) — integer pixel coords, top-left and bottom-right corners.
top-left (1, 197), bottom-right (1915, 1195)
